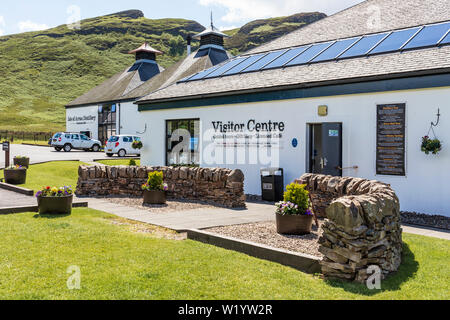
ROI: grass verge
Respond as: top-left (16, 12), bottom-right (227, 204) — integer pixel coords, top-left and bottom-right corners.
top-left (0, 208), bottom-right (448, 299)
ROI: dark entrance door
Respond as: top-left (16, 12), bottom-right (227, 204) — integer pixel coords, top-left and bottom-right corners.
top-left (309, 123), bottom-right (342, 177)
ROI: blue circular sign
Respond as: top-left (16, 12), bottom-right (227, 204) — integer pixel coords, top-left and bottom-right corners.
top-left (292, 138), bottom-right (298, 148)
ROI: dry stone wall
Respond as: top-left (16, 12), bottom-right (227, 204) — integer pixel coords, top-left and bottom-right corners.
top-left (296, 174), bottom-right (403, 283)
top-left (76, 165), bottom-right (246, 208)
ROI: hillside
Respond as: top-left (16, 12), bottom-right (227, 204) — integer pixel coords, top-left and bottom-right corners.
top-left (0, 10), bottom-right (325, 132)
top-left (224, 12), bottom-right (327, 53)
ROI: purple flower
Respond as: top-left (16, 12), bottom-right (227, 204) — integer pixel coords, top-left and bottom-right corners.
top-left (305, 209), bottom-right (313, 216)
top-left (35, 191), bottom-right (42, 198)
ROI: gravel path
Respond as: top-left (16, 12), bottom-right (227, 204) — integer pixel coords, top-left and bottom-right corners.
top-left (207, 221), bottom-right (324, 258)
top-left (401, 211), bottom-right (450, 230)
top-left (106, 197), bottom-right (216, 214)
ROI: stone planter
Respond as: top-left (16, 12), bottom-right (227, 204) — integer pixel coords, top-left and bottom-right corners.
top-left (37, 195), bottom-right (73, 215)
top-left (4, 168), bottom-right (27, 185)
top-left (276, 213), bottom-right (313, 235)
top-left (143, 190), bottom-right (166, 205)
top-left (13, 157), bottom-right (30, 168)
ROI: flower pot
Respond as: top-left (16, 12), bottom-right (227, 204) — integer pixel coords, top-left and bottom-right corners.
top-left (37, 195), bottom-right (73, 215)
top-left (4, 168), bottom-right (27, 185)
top-left (276, 213), bottom-right (313, 235)
top-left (143, 190), bottom-right (166, 205)
top-left (13, 157), bottom-right (30, 168)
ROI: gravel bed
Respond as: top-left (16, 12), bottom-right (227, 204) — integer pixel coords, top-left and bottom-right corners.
top-left (207, 221), bottom-right (324, 258)
top-left (401, 211), bottom-right (450, 230)
top-left (106, 196), bottom-right (216, 214)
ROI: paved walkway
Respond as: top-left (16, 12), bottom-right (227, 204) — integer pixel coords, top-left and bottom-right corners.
top-left (86, 198), bottom-right (274, 232)
top-left (0, 189), bottom-right (36, 208)
top-left (86, 198), bottom-right (450, 239)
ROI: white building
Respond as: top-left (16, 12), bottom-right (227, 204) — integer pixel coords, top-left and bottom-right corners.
top-left (65, 27), bottom-right (231, 144)
top-left (135, 0), bottom-right (450, 217)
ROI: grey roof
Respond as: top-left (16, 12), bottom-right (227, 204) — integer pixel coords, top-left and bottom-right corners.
top-left (122, 48), bottom-right (231, 100)
top-left (66, 61), bottom-right (164, 107)
top-left (136, 0), bottom-right (450, 105)
top-left (193, 25), bottom-right (230, 39)
top-left (247, 0), bottom-right (450, 55)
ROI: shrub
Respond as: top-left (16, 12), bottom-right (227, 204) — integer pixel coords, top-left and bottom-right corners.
top-left (132, 141), bottom-right (143, 150)
top-left (283, 183), bottom-right (310, 214)
top-left (129, 159), bottom-right (137, 166)
top-left (141, 171), bottom-right (168, 191)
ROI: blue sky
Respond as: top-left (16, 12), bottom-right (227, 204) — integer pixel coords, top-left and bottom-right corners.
top-left (0, 0), bottom-right (364, 36)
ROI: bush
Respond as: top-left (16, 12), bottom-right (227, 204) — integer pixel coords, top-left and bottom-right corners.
top-left (141, 171), bottom-right (168, 191)
top-left (132, 140), bottom-right (143, 150)
top-left (129, 159), bottom-right (137, 166)
top-left (421, 136), bottom-right (442, 155)
top-left (283, 183), bottom-right (310, 214)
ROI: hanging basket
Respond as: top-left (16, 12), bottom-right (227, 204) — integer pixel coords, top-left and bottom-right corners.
top-left (421, 136), bottom-right (442, 155)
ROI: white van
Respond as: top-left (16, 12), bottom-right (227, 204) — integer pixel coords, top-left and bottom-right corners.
top-left (105, 135), bottom-right (141, 157)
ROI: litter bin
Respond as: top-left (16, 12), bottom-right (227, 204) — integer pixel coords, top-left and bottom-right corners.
top-left (261, 168), bottom-right (284, 202)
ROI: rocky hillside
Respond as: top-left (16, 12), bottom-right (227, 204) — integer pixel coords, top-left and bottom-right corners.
top-left (225, 12), bottom-right (326, 53)
top-left (0, 10), bottom-right (325, 131)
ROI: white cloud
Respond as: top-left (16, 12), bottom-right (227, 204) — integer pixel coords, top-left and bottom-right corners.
top-left (0, 16), bottom-right (5, 36)
top-left (18, 20), bottom-right (49, 32)
top-left (199, 0), bottom-right (364, 24)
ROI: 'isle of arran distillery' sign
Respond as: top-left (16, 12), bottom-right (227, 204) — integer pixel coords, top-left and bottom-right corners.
top-left (376, 103), bottom-right (406, 176)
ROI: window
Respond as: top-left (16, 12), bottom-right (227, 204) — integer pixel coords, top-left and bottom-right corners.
top-left (108, 136), bottom-right (119, 143)
top-left (166, 119), bottom-right (200, 166)
top-left (71, 134), bottom-right (80, 140)
top-left (98, 104), bottom-right (117, 143)
top-left (65, 134), bottom-right (71, 139)
top-left (123, 136), bottom-right (133, 143)
top-left (80, 135), bottom-right (89, 141)
top-left (134, 137), bottom-right (141, 141)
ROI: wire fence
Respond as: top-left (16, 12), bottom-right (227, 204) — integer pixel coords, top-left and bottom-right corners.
top-left (0, 131), bottom-right (54, 143)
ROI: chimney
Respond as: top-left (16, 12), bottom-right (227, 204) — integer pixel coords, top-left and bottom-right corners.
top-left (186, 35), bottom-right (192, 56)
top-left (193, 13), bottom-right (230, 50)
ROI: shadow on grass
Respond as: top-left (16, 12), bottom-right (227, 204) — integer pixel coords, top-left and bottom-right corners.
top-left (324, 243), bottom-right (419, 296)
top-left (33, 213), bottom-right (71, 219)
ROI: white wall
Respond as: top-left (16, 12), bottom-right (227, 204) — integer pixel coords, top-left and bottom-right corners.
top-left (118, 102), bottom-right (146, 138)
top-left (66, 105), bottom-right (99, 139)
top-left (139, 86), bottom-right (450, 216)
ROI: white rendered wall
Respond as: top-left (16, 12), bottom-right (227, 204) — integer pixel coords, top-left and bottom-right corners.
top-left (117, 102), bottom-right (145, 137)
top-left (139, 87), bottom-right (450, 216)
top-left (66, 105), bottom-right (99, 139)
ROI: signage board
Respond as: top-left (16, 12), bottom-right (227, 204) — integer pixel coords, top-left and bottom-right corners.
top-left (376, 104), bottom-right (406, 176)
top-left (2, 141), bottom-right (9, 151)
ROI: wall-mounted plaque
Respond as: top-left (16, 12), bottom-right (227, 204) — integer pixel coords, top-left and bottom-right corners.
top-left (376, 104), bottom-right (406, 176)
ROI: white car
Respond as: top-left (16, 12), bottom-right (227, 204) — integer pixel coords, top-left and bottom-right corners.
top-left (105, 135), bottom-right (141, 158)
top-left (51, 132), bottom-right (102, 152)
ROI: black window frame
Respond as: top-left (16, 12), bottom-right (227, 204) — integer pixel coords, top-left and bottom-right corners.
top-left (165, 118), bottom-right (200, 166)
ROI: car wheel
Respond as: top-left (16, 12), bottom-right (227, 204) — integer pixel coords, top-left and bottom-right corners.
top-left (63, 144), bottom-right (72, 152)
top-left (92, 144), bottom-right (100, 152)
top-left (118, 149), bottom-right (126, 158)
top-left (54, 147), bottom-right (62, 152)
top-left (106, 153), bottom-right (114, 157)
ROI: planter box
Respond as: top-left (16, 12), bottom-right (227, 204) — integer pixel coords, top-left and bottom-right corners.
top-left (276, 213), bottom-right (313, 235)
top-left (143, 190), bottom-right (166, 205)
top-left (4, 168), bottom-right (27, 185)
top-left (13, 157), bottom-right (30, 168)
top-left (37, 195), bottom-right (73, 215)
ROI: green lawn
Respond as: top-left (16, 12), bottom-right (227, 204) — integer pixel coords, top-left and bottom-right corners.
top-left (1, 161), bottom-right (85, 192)
top-left (0, 208), bottom-right (448, 300)
top-left (96, 159), bottom-right (140, 166)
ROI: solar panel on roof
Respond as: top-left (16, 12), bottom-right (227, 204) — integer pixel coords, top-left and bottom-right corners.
top-left (441, 31), bottom-right (450, 44)
top-left (185, 64), bottom-right (221, 81)
top-left (223, 53), bottom-right (266, 75)
top-left (403, 22), bottom-right (450, 49)
top-left (262, 46), bottom-right (309, 69)
top-left (243, 50), bottom-right (287, 72)
top-left (312, 37), bottom-right (361, 62)
top-left (286, 42), bottom-right (333, 66)
top-left (339, 33), bottom-right (389, 59)
top-left (369, 27), bottom-right (421, 54)
top-left (204, 57), bottom-right (249, 79)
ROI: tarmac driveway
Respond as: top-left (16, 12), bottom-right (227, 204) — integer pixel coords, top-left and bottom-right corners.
top-left (0, 144), bottom-right (122, 168)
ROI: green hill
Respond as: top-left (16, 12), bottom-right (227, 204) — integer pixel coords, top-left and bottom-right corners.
top-left (0, 9), bottom-right (325, 132)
